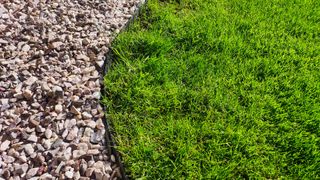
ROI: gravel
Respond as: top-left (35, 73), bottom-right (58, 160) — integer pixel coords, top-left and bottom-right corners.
top-left (0, 0), bottom-right (144, 179)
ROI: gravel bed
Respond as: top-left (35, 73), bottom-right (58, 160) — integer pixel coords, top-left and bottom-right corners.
top-left (0, 0), bottom-right (143, 179)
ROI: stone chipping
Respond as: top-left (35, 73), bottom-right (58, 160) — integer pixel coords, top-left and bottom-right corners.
top-left (0, 0), bottom-right (144, 179)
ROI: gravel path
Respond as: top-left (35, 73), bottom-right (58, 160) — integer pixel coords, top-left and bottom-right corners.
top-left (0, 0), bottom-right (143, 179)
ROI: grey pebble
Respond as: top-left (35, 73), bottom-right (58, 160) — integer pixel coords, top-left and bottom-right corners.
top-left (26, 167), bottom-right (39, 179)
top-left (24, 144), bottom-right (34, 156)
top-left (44, 129), bottom-right (52, 139)
top-left (0, 140), bottom-right (11, 152)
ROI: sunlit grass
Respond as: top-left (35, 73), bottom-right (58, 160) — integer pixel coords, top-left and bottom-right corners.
top-left (103, 0), bottom-right (320, 179)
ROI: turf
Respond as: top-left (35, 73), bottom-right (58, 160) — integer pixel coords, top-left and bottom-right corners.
top-left (102, 0), bottom-right (320, 179)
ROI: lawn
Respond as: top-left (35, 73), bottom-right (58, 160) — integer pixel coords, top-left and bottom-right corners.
top-left (102, 0), bottom-right (320, 179)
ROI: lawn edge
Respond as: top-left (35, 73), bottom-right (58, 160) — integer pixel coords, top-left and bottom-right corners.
top-left (100, 0), bottom-right (148, 179)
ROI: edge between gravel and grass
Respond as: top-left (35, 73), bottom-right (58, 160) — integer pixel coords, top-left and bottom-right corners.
top-left (101, 1), bottom-right (148, 179)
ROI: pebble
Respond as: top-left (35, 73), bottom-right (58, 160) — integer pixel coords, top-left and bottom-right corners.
top-left (55, 161), bottom-right (65, 174)
top-left (52, 139), bottom-right (63, 149)
top-left (18, 155), bottom-right (27, 163)
top-left (82, 112), bottom-right (93, 119)
top-left (27, 134), bottom-right (38, 143)
top-left (87, 149), bottom-right (100, 155)
top-left (76, 54), bottom-right (90, 61)
top-left (88, 160), bottom-right (95, 167)
top-left (44, 129), bottom-right (52, 139)
top-left (83, 128), bottom-right (93, 138)
top-left (68, 119), bottom-right (77, 129)
top-left (66, 127), bottom-right (79, 141)
top-left (84, 120), bottom-right (96, 129)
top-left (53, 86), bottom-right (64, 98)
top-left (55, 104), bottom-right (63, 113)
top-left (65, 170), bottom-right (74, 179)
top-left (0, 39), bottom-right (8, 44)
top-left (111, 155), bottom-right (116, 163)
top-left (77, 143), bottom-right (89, 152)
top-left (8, 148), bottom-right (19, 157)
top-left (71, 95), bottom-right (79, 102)
top-left (22, 44), bottom-right (31, 52)
top-left (94, 170), bottom-right (104, 179)
top-left (51, 41), bottom-right (63, 49)
top-left (42, 140), bottom-right (52, 150)
top-left (36, 126), bottom-right (45, 133)
top-left (74, 171), bottom-right (81, 180)
top-left (85, 168), bottom-right (94, 177)
top-left (24, 144), bottom-right (34, 156)
top-left (39, 173), bottom-right (54, 179)
top-left (34, 155), bottom-right (45, 165)
top-left (62, 129), bottom-right (69, 139)
top-left (23, 89), bottom-right (33, 100)
top-left (14, 163), bottom-right (28, 175)
top-left (3, 155), bottom-right (15, 163)
top-left (29, 119), bottom-right (40, 127)
top-left (36, 144), bottom-right (45, 151)
top-left (105, 164), bottom-right (113, 174)
top-left (103, 174), bottom-right (111, 180)
top-left (90, 130), bottom-right (103, 144)
top-left (24, 76), bottom-right (38, 86)
top-left (0, 98), bottom-right (9, 105)
top-left (0, 140), bottom-right (11, 152)
top-left (70, 106), bottom-right (81, 115)
top-left (93, 161), bottom-right (105, 172)
top-left (64, 147), bottom-right (72, 160)
top-left (96, 119), bottom-right (104, 129)
top-left (26, 168), bottom-right (39, 179)
top-left (92, 92), bottom-right (101, 99)
top-left (73, 150), bottom-right (86, 159)
top-left (95, 61), bottom-right (104, 68)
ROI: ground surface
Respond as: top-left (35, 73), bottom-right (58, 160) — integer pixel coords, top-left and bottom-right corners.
top-left (103, 0), bottom-right (320, 179)
top-left (0, 0), bottom-right (143, 179)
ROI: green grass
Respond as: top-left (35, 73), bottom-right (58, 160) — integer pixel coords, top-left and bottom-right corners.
top-left (102, 0), bottom-right (320, 179)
